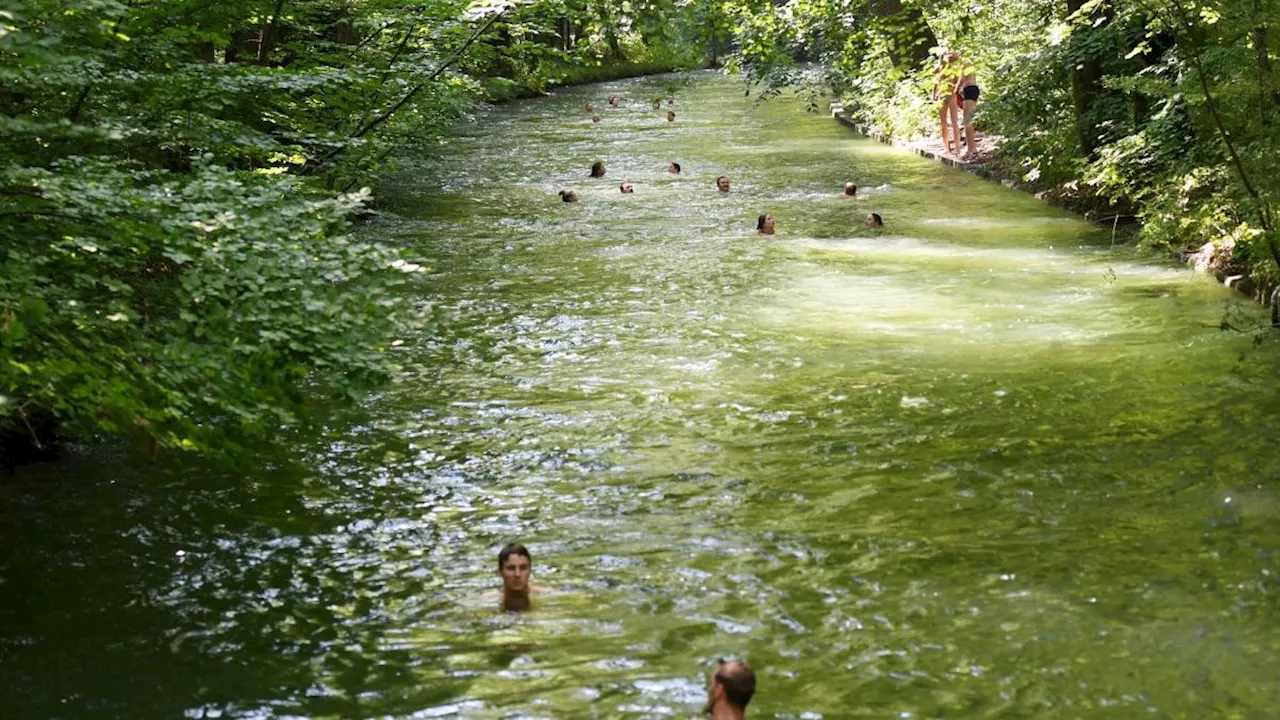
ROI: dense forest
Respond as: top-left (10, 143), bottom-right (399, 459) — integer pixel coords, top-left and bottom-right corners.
top-left (2, 0), bottom-right (1276, 461)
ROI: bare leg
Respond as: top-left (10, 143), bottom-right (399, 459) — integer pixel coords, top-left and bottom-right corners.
top-left (962, 99), bottom-right (977, 157)
top-left (945, 100), bottom-right (960, 155)
top-left (938, 104), bottom-right (952, 154)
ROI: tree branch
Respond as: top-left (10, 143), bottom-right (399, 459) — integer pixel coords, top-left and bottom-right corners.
top-left (302, 9), bottom-right (506, 175)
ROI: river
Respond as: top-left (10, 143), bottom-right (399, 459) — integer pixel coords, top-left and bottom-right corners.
top-left (3, 70), bottom-right (1280, 718)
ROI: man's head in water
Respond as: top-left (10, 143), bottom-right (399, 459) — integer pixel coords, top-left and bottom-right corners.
top-left (756, 213), bottom-right (775, 235)
top-left (669, 162), bottom-right (681, 174)
top-left (498, 543), bottom-right (532, 595)
top-left (585, 102), bottom-right (595, 112)
top-left (653, 100), bottom-right (662, 111)
top-left (608, 94), bottom-right (619, 106)
top-left (843, 182), bottom-right (857, 197)
top-left (591, 114), bottom-right (601, 123)
top-left (666, 110), bottom-right (676, 122)
top-left (705, 659), bottom-right (756, 718)
top-left (864, 212), bottom-right (883, 227)
top-left (716, 175), bottom-right (730, 193)
top-left (590, 161), bottom-right (606, 178)
top-left (558, 189), bottom-right (579, 203)
top-left (620, 180), bottom-right (634, 194)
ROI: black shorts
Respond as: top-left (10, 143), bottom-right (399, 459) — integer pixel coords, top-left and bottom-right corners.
top-left (962, 85), bottom-right (980, 101)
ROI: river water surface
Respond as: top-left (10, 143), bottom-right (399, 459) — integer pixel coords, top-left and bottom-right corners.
top-left (4, 71), bottom-right (1280, 718)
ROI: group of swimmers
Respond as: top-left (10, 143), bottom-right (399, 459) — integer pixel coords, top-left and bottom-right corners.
top-left (495, 542), bottom-right (758, 719)
top-left (558, 92), bottom-right (885, 233)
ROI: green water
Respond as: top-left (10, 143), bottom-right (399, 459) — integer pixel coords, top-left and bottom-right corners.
top-left (4, 71), bottom-right (1280, 718)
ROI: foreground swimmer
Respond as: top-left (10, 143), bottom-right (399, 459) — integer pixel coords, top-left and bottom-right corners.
top-left (666, 110), bottom-right (676, 122)
top-left (620, 180), bottom-right (634, 194)
top-left (716, 175), bottom-right (730, 193)
top-left (705, 659), bottom-right (756, 719)
top-left (496, 542), bottom-right (540, 612)
top-left (585, 102), bottom-right (595, 112)
top-left (756, 213), bottom-right (775, 235)
top-left (608, 94), bottom-right (619, 107)
top-left (668, 162), bottom-right (681, 174)
top-left (591, 114), bottom-right (601, 123)
top-left (590, 161), bottom-right (606, 178)
top-left (843, 182), bottom-right (857, 197)
top-left (865, 212), bottom-right (883, 227)
top-left (558, 190), bottom-right (579, 203)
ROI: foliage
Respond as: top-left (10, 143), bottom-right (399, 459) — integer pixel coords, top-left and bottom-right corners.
top-left (0, 0), bottom-right (710, 459)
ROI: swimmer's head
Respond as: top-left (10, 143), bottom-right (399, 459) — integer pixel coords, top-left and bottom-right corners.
top-left (653, 100), bottom-right (662, 110)
top-left (844, 182), bottom-right (857, 196)
top-left (666, 111), bottom-right (676, 122)
top-left (668, 162), bottom-right (681, 174)
top-left (591, 114), bottom-right (601, 123)
top-left (497, 543), bottom-right (532, 594)
top-left (585, 102), bottom-right (595, 112)
top-left (558, 189), bottom-right (579, 203)
top-left (705, 659), bottom-right (756, 716)
top-left (756, 213), bottom-right (775, 234)
top-left (865, 212), bottom-right (883, 227)
top-left (608, 94), bottom-right (619, 106)
top-left (716, 175), bottom-right (730, 192)
top-left (620, 180), bottom-right (634, 194)
top-left (590, 161), bottom-right (606, 178)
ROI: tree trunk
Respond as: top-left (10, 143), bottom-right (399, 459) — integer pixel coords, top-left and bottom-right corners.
top-left (1067, 0), bottom-right (1109, 156)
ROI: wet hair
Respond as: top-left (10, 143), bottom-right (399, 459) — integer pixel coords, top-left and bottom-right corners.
top-left (591, 114), bottom-right (601, 123)
top-left (670, 162), bottom-right (681, 173)
top-left (590, 161), bottom-right (606, 178)
top-left (716, 175), bottom-right (729, 186)
top-left (844, 182), bottom-right (857, 196)
top-left (756, 214), bottom-right (770, 230)
top-left (715, 660), bottom-right (756, 710)
top-left (868, 212), bottom-right (883, 226)
top-left (498, 543), bottom-right (531, 567)
top-left (666, 111), bottom-right (676, 121)
top-left (619, 181), bottom-right (633, 193)
top-left (558, 190), bottom-right (578, 203)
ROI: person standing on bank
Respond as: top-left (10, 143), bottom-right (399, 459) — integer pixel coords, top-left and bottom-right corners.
top-left (931, 51), bottom-right (962, 156)
top-left (952, 55), bottom-right (980, 158)
top-left (705, 659), bottom-right (756, 719)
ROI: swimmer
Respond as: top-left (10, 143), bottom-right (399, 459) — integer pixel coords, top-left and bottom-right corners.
top-left (667, 95), bottom-right (675, 105)
top-left (666, 110), bottom-right (676, 122)
top-left (653, 100), bottom-right (662, 111)
top-left (705, 659), bottom-right (756, 719)
top-left (558, 189), bottom-right (579, 203)
top-left (865, 212), bottom-right (883, 227)
top-left (590, 161), bottom-right (606, 178)
top-left (496, 542), bottom-right (540, 612)
top-left (843, 182), bottom-right (857, 197)
top-left (716, 175), bottom-right (730, 193)
top-left (591, 114), bottom-right (601, 123)
top-left (756, 213), bottom-right (775, 235)
top-left (608, 94), bottom-right (619, 107)
top-left (668, 162), bottom-right (681, 174)
top-left (585, 102), bottom-right (595, 112)
top-left (620, 180), bottom-right (634, 194)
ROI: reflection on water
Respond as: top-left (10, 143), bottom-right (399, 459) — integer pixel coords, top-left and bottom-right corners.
top-left (3, 71), bottom-right (1280, 719)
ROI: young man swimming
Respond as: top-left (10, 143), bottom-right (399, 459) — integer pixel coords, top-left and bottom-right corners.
top-left (843, 182), bottom-right (857, 197)
top-left (590, 161), bottom-right (606, 178)
top-left (668, 162), bottom-right (681, 174)
top-left (496, 543), bottom-right (540, 612)
top-left (716, 175), bottom-right (730, 193)
top-left (864, 212), bottom-right (883, 227)
top-left (620, 180), bottom-right (634, 194)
